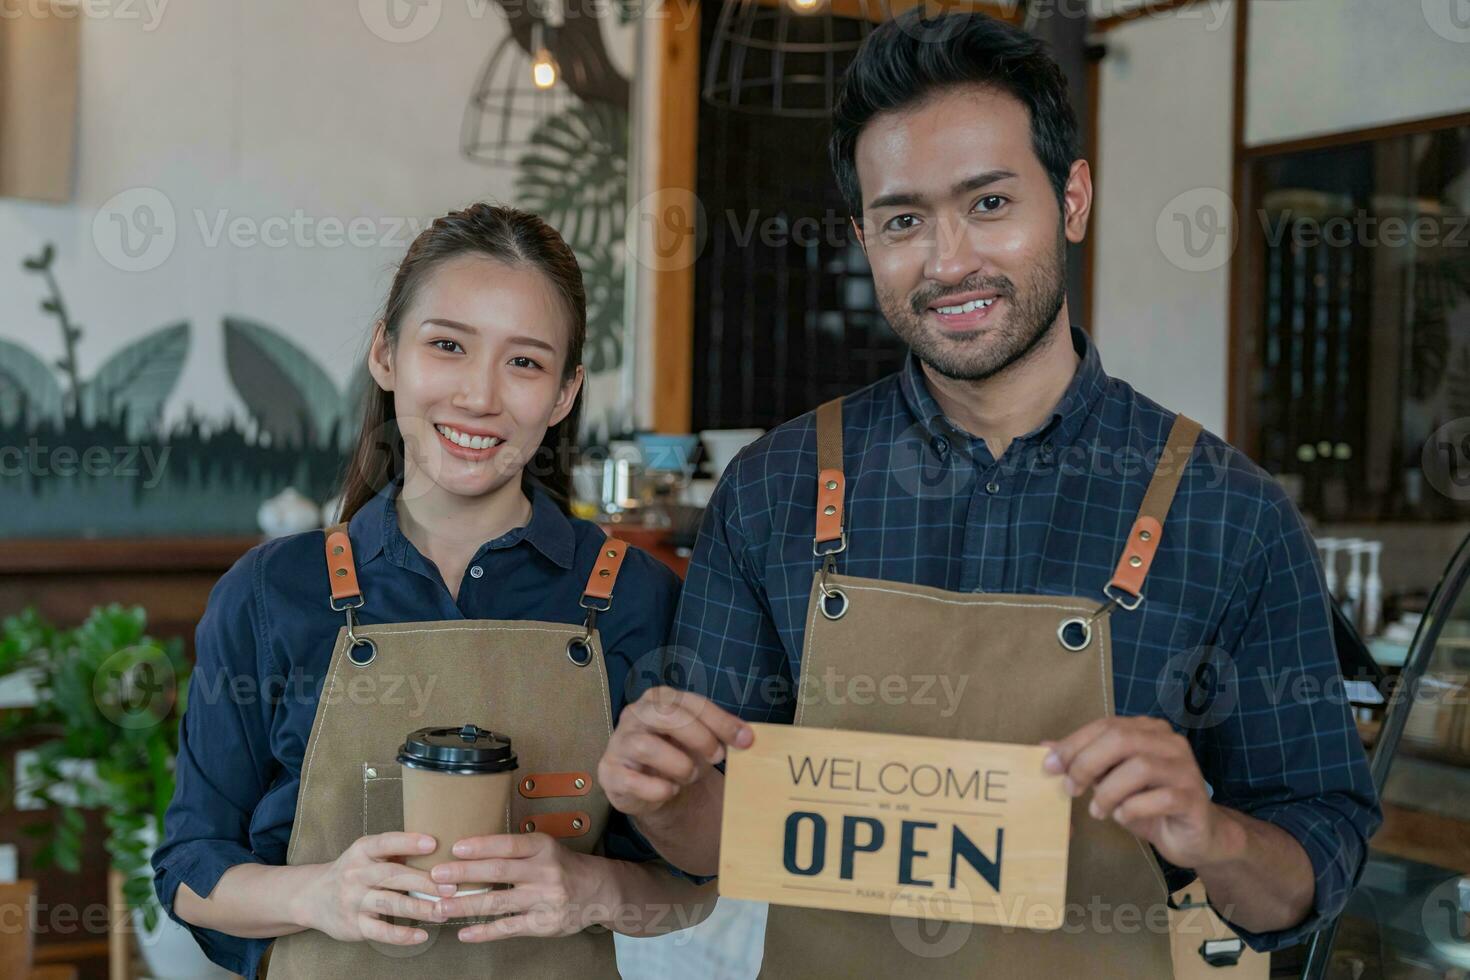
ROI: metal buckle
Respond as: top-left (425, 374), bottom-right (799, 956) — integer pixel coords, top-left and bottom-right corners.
top-left (813, 532), bottom-right (847, 558)
top-left (329, 594), bottom-right (365, 613)
top-left (1102, 582), bottom-right (1143, 612)
top-left (341, 605), bottom-right (376, 667)
top-left (817, 553), bottom-right (848, 620)
top-left (579, 594), bottom-right (612, 614)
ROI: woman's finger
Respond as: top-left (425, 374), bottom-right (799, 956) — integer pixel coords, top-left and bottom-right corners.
top-left (360, 888), bottom-right (447, 923)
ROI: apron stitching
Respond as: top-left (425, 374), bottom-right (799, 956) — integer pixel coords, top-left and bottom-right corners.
top-left (837, 583), bottom-right (1092, 614)
top-left (343, 625), bottom-right (585, 638)
top-left (289, 627), bottom-right (350, 865)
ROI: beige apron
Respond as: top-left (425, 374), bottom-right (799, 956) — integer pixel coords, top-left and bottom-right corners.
top-left (259, 525), bottom-right (632, 979)
top-left (758, 398), bottom-right (1258, 979)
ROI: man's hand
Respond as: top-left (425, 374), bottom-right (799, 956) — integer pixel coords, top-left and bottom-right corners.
top-left (598, 687), bottom-right (754, 817)
top-left (1042, 715), bottom-right (1243, 871)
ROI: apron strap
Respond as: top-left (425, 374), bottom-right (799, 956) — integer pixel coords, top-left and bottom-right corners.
top-left (323, 521), bottom-right (362, 608)
top-left (581, 536), bottom-right (628, 611)
top-left (1106, 414), bottom-right (1204, 604)
top-left (814, 397), bottom-right (846, 555)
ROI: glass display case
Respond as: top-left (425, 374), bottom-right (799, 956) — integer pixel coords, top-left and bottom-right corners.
top-left (1304, 530), bottom-right (1470, 978)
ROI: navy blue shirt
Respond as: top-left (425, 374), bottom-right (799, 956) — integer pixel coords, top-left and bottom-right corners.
top-left (668, 325), bottom-right (1380, 952)
top-left (153, 479), bottom-right (678, 979)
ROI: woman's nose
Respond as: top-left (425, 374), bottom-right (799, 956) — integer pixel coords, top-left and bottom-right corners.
top-left (453, 372), bottom-right (502, 415)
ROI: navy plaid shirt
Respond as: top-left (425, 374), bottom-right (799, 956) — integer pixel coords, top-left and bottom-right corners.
top-left (668, 325), bottom-right (1380, 952)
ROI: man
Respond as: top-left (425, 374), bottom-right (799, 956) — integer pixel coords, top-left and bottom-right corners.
top-left (598, 9), bottom-right (1379, 977)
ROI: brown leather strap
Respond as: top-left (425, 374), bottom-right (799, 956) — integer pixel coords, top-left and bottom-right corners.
top-left (1108, 414), bottom-right (1204, 599)
top-left (583, 537), bottom-right (627, 603)
top-left (815, 398), bottom-right (845, 550)
top-left (324, 522), bottom-right (361, 603)
top-left (517, 772), bottom-right (592, 799)
top-left (519, 810), bottom-right (592, 838)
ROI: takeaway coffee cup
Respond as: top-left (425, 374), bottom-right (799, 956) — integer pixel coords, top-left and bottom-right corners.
top-left (397, 723), bottom-right (518, 900)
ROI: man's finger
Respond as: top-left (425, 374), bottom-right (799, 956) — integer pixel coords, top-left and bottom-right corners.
top-left (622, 731), bottom-right (702, 783)
top-left (438, 883), bottom-right (553, 920)
top-left (446, 832), bottom-right (547, 861)
top-left (644, 688), bottom-right (753, 754)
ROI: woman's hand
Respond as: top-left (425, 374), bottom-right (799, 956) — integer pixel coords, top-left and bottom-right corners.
top-left (430, 833), bottom-right (608, 941)
top-left (293, 832), bottom-right (454, 945)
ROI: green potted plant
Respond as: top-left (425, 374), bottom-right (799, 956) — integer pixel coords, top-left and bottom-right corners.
top-left (0, 604), bottom-right (223, 977)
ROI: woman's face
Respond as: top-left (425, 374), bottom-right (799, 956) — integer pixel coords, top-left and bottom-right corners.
top-left (368, 252), bottom-right (583, 502)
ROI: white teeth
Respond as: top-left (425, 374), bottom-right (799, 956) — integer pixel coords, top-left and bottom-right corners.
top-left (935, 298), bottom-right (996, 315)
top-left (435, 424), bottom-right (501, 450)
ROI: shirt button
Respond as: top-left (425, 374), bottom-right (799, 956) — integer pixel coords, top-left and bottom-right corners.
top-left (985, 480), bottom-right (1000, 494)
top-left (469, 565), bottom-right (484, 579)
top-left (930, 434), bottom-right (949, 458)
top-left (1040, 443), bottom-right (1054, 462)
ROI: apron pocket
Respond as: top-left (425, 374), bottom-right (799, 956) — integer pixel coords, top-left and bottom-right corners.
top-left (362, 761), bottom-right (404, 837)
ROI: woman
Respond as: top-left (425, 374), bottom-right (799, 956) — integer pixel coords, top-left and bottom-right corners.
top-left (152, 204), bottom-right (712, 979)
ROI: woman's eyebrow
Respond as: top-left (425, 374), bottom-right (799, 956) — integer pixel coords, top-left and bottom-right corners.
top-left (420, 318), bottom-right (556, 353)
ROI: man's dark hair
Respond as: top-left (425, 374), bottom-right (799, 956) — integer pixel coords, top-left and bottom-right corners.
top-left (829, 9), bottom-right (1080, 218)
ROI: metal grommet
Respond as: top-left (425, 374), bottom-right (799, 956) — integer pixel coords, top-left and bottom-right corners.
top-left (1138, 529), bottom-right (1152, 541)
top-left (572, 818), bottom-right (584, 831)
top-left (523, 778), bottom-right (536, 792)
top-left (823, 505), bottom-right (836, 516)
top-left (574, 777), bottom-right (586, 790)
top-left (332, 544), bottom-right (344, 555)
top-left (334, 567), bottom-right (347, 577)
top-left (347, 635), bottom-right (377, 666)
top-left (566, 637), bottom-right (594, 666)
top-left (1057, 617), bottom-right (1092, 652)
top-left (1129, 554), bottom-right (1143, 567)
top-left (523, 820), bottom-right (536, 833)
top-left (819, 588), bottom-right (849, 621)
top-left (825, 479), bottom-right (837, 490)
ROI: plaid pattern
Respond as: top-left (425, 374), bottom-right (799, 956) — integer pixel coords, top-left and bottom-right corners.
top-left (668, 326), bottom-right (1381, 952)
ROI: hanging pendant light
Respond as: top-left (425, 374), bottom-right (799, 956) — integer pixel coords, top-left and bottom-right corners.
top-left (702, 0), bottom-right (884, 118)
top-left (462, 3), bottom-right (574, 168)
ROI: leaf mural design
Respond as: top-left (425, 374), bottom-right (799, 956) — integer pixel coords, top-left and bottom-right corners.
top-left (0, 338), bottom-right (64, 428)
top-left (578, 240), bottom-right (625, 374)
top-left (79, 322), bottom-right (190, 438)
top-left (224, 316), bottom-right (345, 450)
top-left (514, 101), bottom-right (629, 256)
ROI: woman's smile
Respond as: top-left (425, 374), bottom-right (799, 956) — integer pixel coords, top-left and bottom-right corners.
top-left (434, 421), bottom-right (507, 461)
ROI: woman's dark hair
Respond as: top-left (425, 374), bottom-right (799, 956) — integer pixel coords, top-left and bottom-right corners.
top-left (335, 203), bottom-right (586, 523)
top-left (829, 9), bottom-right (1079, 218)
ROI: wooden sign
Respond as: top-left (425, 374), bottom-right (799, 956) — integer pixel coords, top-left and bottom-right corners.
top-left (718, 723), bottom-right (1071, 928)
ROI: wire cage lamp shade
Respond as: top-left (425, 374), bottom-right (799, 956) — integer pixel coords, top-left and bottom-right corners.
top-left (702, 0), bottom-right (882, 118)
top-left (462, 26), bottom-right (575, 168)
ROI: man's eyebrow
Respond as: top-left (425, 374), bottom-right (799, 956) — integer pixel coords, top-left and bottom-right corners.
top-left (866, 169), bottom-right (1019, 212)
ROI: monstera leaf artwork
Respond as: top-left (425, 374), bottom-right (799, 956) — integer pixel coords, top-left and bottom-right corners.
top-left (223, 316), bottom-right (369, 452)
top-left (0, 336), bottom-right (64, 428)
top-left (78, 322), bottom-right (190, 438)
top-left (515, 102), bottom-right (630, 374)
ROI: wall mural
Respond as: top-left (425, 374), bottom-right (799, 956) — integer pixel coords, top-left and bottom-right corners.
top-left (1, 13), bottom-right (632, 539)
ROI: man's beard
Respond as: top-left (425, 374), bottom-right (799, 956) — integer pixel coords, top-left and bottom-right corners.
top-left (876, 229), bottom-right (1068, 382)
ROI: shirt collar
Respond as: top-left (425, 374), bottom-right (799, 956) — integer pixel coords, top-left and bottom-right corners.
top-left (898, 324), bottom-right (1109, 450)
top-left (347, 476), bottom-right (575, 571)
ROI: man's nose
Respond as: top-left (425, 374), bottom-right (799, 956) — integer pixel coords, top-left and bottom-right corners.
top-left (922, 214), bottom-right (985, 285)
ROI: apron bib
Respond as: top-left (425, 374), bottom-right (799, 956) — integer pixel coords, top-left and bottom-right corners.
top-left (758, 398), bottom-right (1254, 978)
top-left (260, 527), bottom-right (631, 979)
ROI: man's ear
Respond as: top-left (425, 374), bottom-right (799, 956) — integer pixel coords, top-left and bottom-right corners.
top-left (850, 216), bottom-right (867, 255)
top-left (549, 365), bottom-right (585, 428)
top-left (366, 319), bottom-right (395, 392)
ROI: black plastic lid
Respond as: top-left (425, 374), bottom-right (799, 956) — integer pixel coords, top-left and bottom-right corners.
top-left (396, 724), bottom-right (518, 774)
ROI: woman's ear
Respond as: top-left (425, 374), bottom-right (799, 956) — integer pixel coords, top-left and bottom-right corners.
top-left (366, 319), bottom-right (395, 392)
top-left (548, 365), bottom-right (585, 428)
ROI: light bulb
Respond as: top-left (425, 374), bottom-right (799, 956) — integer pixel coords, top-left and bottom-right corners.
top-left (532, 50), bottom-right (557, 89)
top-left (788, 0), bottom-right (822, 11)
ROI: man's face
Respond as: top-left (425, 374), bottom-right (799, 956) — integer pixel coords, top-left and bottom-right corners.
top-left (853, 84), bottom-right (1088, 381)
